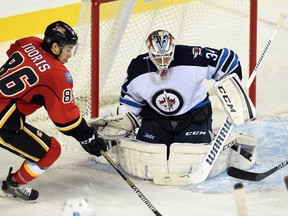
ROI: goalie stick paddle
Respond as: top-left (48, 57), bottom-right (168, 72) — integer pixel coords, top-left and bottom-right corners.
top-left (100, 150), bottom-right (162, 216)
top-left (153, 12), bottom-right (288, 186)
top-left (227, 159), bottom-right (288, 182)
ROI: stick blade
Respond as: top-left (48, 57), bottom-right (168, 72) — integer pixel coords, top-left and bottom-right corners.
top-left (153, 174), bottom-right (190, 185)
top-left (227, 167), bottom-right (259, 181)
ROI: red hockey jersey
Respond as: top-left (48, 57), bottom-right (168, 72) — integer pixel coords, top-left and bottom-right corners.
top-left (0, 36), bottom-right (84, 135)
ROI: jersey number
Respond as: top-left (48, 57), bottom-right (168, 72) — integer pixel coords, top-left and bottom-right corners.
top-left (63, 89), bottom-right (73, 103)
top-left (206, 52), bottom-right (218, 61)
top-left (0, 52), bottom-right (38, 96)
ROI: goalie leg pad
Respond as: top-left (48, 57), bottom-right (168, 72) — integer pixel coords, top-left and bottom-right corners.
top-left (214, 73), bottom-right (257, 126)
top-left (168, 143), bottom-right (211, 176)
top-left (208, 133), bottom-right (236, 178)
top-left (229, 134), bottom-right (257, 170)
top-left (167, 135), bottom-right (237, 178)
top-left (118, 139), bottom-right (167, 179)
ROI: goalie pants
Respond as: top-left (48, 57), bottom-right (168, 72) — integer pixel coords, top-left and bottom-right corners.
top-left (0, 122), bottom-right (61, 184)
top-left (137, 119), bottom-right (212, 145)
top-left (137, 102), bottom-right (213, 148)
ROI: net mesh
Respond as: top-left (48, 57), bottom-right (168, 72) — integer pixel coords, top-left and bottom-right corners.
top-left (27, 0), bottom-right (251, 150)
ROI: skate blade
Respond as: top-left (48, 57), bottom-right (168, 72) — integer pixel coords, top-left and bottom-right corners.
top-left (0, 191), bottom-right (37, 203)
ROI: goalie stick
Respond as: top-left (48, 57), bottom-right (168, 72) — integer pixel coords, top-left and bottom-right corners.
top-left (153, 12), bottom-right (288, 185)
top-left (100, 150), bottom-right (162, 216)
top-left (227, 159), bottom-right (288, 182)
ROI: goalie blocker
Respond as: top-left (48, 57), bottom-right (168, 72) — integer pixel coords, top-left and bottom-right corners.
top-left (214, 73), bottom-right (257, 126)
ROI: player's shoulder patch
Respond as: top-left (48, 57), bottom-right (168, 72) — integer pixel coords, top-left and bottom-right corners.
top-left (64, 71), bottom-right (73, 83)
top-left (192, 46), bottom-right (202, 59)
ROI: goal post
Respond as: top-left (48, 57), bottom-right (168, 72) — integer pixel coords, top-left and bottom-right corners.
top-left (91, 0), bottom-right (137, 118)
top-left (249, 0), bottom-right (257, 106)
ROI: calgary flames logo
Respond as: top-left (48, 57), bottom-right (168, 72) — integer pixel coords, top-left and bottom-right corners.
top-left (54, 25), bottom-right (66, 34)
top-left (152, 89), bottom-right (183, 115)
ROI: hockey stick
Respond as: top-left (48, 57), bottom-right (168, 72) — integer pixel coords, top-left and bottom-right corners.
top-left (153, 12), bottom-right (288, 185)
top-left (227, 159), bottom-right (288, 181)
top-left (100, 150), bottom-right (162, 216)
top-left (246, 12), bottom-right (288, 88)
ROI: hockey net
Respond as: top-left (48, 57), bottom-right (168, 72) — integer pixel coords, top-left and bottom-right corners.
top-left (26, 0), bottom-right (257, 151)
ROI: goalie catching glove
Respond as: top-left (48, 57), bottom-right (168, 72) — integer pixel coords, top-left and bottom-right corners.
top-left (88, 112), bottom-right (141, 140)
top-left (214, 73), bottom-right (257, 126)
top-left (77, 127), bottom-right (107, 157)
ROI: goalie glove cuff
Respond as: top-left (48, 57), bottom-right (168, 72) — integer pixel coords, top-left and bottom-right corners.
top-left (89, 111), bottom-right (141, 132)
top-left (126, 111), bottom-right (141, 130)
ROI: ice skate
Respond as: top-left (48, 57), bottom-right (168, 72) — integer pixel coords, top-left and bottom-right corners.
top-left (1, 167), bottom-right (39, 201)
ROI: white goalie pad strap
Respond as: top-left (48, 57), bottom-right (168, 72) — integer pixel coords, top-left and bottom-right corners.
top-left (214, 73), bottom-right (257, 126)
top-left (229, 134), bottom-right (257, 170)
top-left (118, 138), bottom-right (167, 179)
top-left (88, 111), bottom-right (141, 132)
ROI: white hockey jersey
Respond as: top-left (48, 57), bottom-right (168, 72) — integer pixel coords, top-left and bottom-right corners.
top-left (119, 45), bottom-right (242, 117)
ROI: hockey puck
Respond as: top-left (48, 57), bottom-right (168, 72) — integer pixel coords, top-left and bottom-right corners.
top-left (284, 176), bottom-right (288, 190)
top-left (234, 182), bottom-right (244, 190)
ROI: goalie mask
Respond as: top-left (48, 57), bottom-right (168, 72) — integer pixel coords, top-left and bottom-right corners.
top-left (41, 20), bottom-right (78, 56)
top-left (146, 30), bottom-right (175, 79)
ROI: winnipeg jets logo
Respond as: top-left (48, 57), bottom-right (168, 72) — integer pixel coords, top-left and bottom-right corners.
top-left (159, 91), bottom-right (176, 111)
top-left (152, 89), bottom-right (183, 115)
top-left (36, 130), bottom-right (43, 138)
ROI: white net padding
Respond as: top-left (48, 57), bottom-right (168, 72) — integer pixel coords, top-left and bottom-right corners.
top-left (27, 0), bottom-right (253, 150)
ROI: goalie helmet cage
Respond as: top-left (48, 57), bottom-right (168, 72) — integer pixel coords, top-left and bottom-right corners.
top-left (72, 0), bottom-right (257, 118)
top-left (26, 0), bottom-right (257, 150)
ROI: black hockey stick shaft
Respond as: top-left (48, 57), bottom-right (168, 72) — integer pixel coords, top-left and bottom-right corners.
top-left (101, 150), bottom-right (162, 216)
top-left (227, 159), bottom-right (288, 181)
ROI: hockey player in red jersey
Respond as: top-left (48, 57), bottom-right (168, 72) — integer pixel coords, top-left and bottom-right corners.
top-left (0, 21), bottom-right (107, 201)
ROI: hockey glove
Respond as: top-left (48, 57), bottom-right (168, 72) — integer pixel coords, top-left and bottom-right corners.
top-left (79, 127), bottom-right (107, 157)
top-left (88, 111), bottom-right (141, 140)
top-left (88, 111), bottom-right (141, 132)
top-left (214, 73), bottom-right (257, 126)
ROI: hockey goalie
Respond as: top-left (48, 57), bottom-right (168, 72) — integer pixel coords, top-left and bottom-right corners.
top-left (90, 29), bottom-right (257, 183)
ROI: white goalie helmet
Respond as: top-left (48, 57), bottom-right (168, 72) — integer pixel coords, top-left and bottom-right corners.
top-left (146, 30), bottom-right (175, 79)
